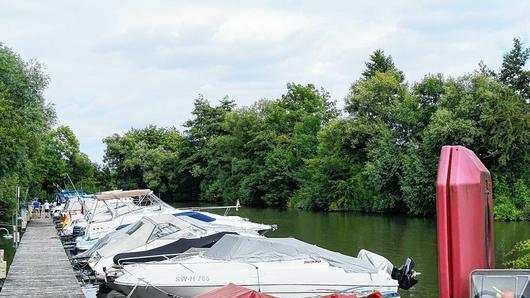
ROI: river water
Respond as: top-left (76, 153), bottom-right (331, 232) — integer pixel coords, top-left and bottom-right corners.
top-left (204, 206), bottom-right (530, 298)
top-left (0, 229), bottom-right (15, 268)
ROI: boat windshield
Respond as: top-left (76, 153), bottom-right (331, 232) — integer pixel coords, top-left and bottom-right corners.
top-left (147, 223), bottom-right (181, 243)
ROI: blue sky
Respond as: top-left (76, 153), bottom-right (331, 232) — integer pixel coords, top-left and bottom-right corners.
top-left (0, 0), bottom-right (528, 163)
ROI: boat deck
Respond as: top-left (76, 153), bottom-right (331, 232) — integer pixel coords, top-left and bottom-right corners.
top-left (0, 218), bottom-right (85, 297)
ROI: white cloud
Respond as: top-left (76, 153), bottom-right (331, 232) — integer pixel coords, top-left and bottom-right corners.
top-left (212, 10), bottom-right (309, 44)
top-left (0, 0), bottom-right (528, 163)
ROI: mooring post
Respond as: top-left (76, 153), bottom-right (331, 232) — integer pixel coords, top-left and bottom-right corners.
top-left (14, 186), bottom-right (20, 249)
top-left (437, 146), bottom-right (494, 298)
top-left (0, 249), bottom-right (5, 279)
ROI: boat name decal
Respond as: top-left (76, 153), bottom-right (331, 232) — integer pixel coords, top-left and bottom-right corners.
top-left (175, 275), bottom-right (210, 282)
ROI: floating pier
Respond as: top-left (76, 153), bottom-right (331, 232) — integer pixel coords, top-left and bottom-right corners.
top-left (0, 218), bottom-right (85, 297)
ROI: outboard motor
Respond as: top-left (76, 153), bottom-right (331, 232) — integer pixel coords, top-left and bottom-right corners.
top-left (358, 249), bottom-right (419, 290)
top-left (392, 258), bottom-right (419, 290)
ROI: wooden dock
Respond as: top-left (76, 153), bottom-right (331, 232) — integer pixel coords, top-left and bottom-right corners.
top-left (0, 218), bottom-right (85, 297)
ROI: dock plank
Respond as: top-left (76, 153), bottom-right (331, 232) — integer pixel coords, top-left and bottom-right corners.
top-left (0, 218), bottom-right (85, 297)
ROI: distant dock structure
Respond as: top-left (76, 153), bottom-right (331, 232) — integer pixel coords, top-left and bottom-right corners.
top-left (0, 218), bottom-right (85, 297)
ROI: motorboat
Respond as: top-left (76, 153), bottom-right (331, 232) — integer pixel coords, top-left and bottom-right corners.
top-left (74, 189), bottom-right (176, 251)
top-left (74, 189), bottom-right (275, 251)
top-left (60, 194), bottom-right (136, 238)
top-left (81, 213), bottom-right (262, 280)
top-left (57, 189), bottom-right (135, 235)
top-left (111, 234), bottom-right (419, 298)
top-left (55, 192), bottom-right (98, 230)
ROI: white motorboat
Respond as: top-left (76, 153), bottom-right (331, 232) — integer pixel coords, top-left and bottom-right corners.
top-left (111, 234), bottom-right (419, 298)
top-left (60, 196), bottom-right (136, 238)
top-left (75, 189), bottom-right (176, 251)
top-left (84, 213), bottom-right (262, 280)
top-left (75, 189), bottom-right (275, 251)
top-left (52, 190), bottom-right (95, 219)
top-left (57, 194), bottom-right (98, 233)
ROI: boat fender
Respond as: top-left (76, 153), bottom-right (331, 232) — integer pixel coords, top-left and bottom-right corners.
top-left (366, 292), bottom-right (384, 298)
top-left (103, 266), bottom-right (108, 283)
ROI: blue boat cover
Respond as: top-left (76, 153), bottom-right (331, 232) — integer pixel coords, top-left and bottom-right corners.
top-left (173, 211), bottom-right (216, 222)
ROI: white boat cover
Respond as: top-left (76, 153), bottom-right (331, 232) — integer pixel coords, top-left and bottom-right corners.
top-left (203, 234), bottom-right (379, 274)
top-left (357, 249), bottom-right (394, 276)
top-left (96, 214), bottom-right (202, 257)
top-left (75, 226), bottom-right (130, 259)
top-left (76, 214), bottom-right (199, 258)
top-left (75, 213), bottom-right (262, 260)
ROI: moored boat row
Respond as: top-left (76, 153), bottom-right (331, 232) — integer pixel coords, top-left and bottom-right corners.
top-left (53, 188), bottom-right (419, 298)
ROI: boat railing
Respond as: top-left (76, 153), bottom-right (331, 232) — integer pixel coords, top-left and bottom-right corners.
top-left (86, 200), bottom-right (162, 229)
top-left (116, 250), bottom-right (202, 266)
top-left (179, 205), bottom-right (240, 216)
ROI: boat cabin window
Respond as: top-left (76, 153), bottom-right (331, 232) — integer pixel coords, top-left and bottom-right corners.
top-left (147, 223), bottom-right (180, 243)
top-left (126, 221), bottom-right (144, 235)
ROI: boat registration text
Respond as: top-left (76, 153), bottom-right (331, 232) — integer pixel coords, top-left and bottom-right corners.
top-left (175, 275), bottom-right (210, 282)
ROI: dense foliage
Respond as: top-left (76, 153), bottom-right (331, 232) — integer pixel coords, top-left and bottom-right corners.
top-left (99, 39), bottom-right (529, 219)
top-left (1, 39), bottom-right (529, 222)
top-left (0, 44), bottom-right (97, 218)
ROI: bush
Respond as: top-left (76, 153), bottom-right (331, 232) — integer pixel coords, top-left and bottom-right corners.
top-left (504, 239), bottom-right (530, 269)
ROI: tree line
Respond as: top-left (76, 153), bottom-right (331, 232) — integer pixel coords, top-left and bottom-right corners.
top-left (1, 39), bottom-right (528, 220)
top-left (0, 44), bottom-right (99, 219)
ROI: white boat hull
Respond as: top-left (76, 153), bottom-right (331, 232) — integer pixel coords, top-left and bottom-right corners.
top-left (113, 258), bottom-right (398, 298)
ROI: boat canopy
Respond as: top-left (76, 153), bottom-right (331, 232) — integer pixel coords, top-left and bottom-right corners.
top-left (74, 226), bottom-right (130, 259)
top-left (204, 234), bottom-right (379, 274)
top-left (95, 189), bottom-right (152, 200)
top-left (97, 214), bottom-right (205, 257)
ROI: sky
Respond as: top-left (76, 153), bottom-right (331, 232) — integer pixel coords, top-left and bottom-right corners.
top-left (0, 0), bottom-right (528, 163)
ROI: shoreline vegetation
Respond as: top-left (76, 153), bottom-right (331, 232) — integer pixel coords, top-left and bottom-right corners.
top-left (0, 39), bottom-right (528, 223)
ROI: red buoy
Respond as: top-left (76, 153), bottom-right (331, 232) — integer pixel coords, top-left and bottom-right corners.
top-left (436, 146), bottom-right (495, 298)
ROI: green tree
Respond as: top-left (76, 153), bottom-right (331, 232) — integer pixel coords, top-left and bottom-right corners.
top-left (499, 38), bottom-right (530, 101)
top-left (292, 118), bottom-right (377, 211)
top-left (182, 97), bottom-right (236, 201)
top-left (345, 55), bottom-right (416, 212)
top-left (192, 84), bottom-right (337, 207)
top-left (103, 126), bottom-right (191, 200)
top-left (0, 43), bottom-right (55, 216)
top-left (32, 126), bottom-right (98, 196)
top-left (362, 49), bottom-right (405, 82)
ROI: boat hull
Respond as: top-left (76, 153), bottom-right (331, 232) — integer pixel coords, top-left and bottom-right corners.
top-left (113, 258), bottom-right (398, 298)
